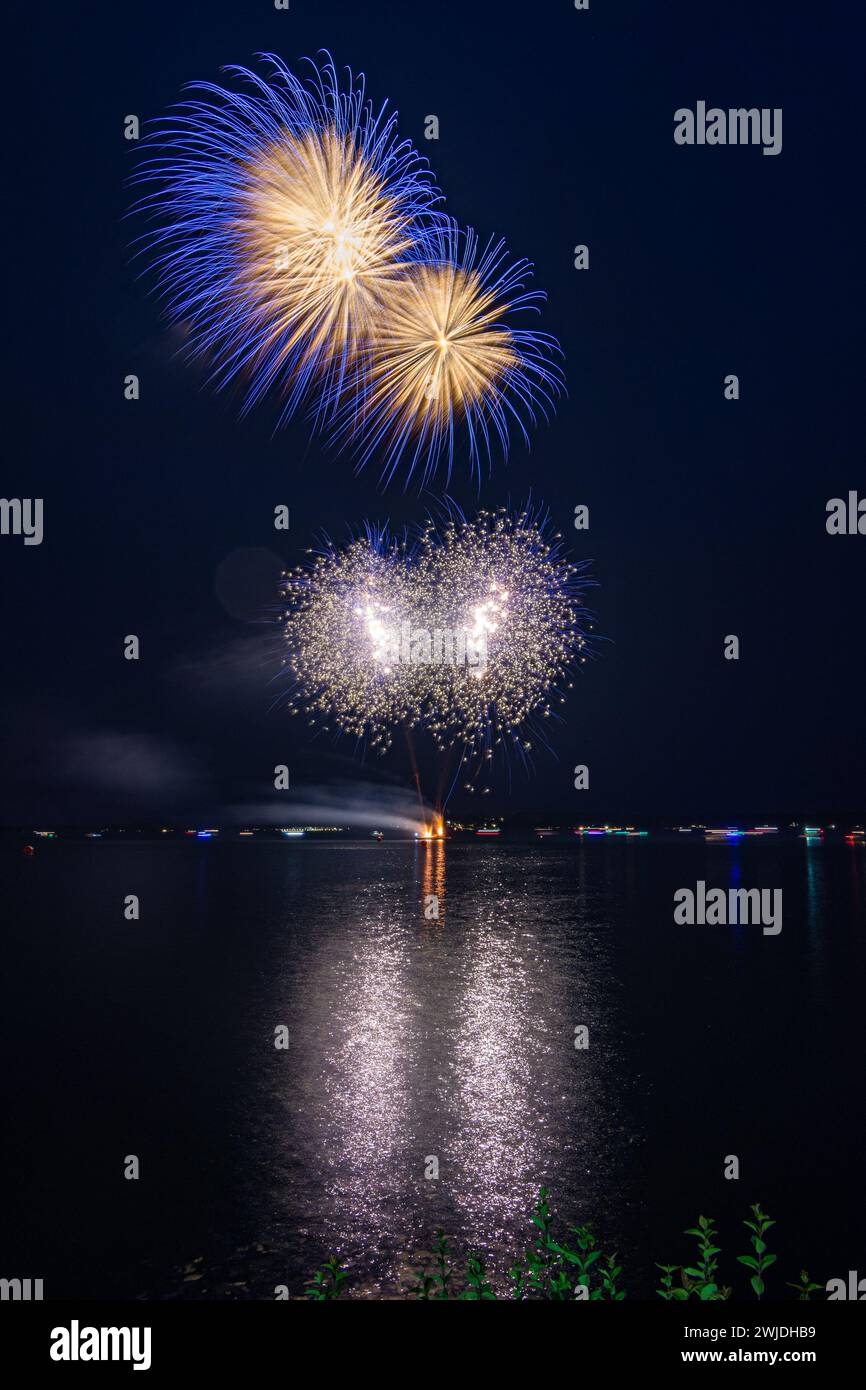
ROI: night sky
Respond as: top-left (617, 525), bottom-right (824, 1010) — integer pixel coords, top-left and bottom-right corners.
top-left (5, 0), bottom-right (864, 825)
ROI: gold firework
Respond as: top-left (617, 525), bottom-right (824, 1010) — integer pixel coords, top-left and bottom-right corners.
top-left (134, 55), bottom-right (561, 474)
top-left (364, 261), bottom-right (520, 430)
top-left (237, 127), bottom-right (415, 379)
top-left (331, 225), bottom-right (563, 482)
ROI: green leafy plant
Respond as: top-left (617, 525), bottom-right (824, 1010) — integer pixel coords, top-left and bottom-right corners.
top-left (737, 1203), bottom-right (776, 1299)
top-left (412, 1229), bottom-right (455, 1299)
top-left (787, 1269), bottom-right (822, 1301)
top-left (507, 1260), bottom-right (528, 1300)
top-left (549, 1221), bottom-right (604, 1300)
top-left (680, 1214), bottom-right (730, 1301)
top-left (599, 1250), bottom-right (627, 1300)
top-left (656, 1263), bottom-right (689, 1301)
top-left (514, 1189), bottom-right (610, 1300)
top-left (524, 1187), bottom-right (559, 1297)
top-left (304, 1255), bottom-right (348, 1300)
top-left (303, 1193), bottom-right (814, 1301)
top-left (459, 1252), bottom-right (497, 1300)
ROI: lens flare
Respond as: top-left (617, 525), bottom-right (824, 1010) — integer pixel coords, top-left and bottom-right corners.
top-left (281, 506), bottom-right (594, 780)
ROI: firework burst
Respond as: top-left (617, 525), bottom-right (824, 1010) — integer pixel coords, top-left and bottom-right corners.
top-left (328, 223), bottom-right (564, 485)
top-left (281, 506), bottom-right (593, 782)
top-left (131, 52), bottom-right (442, 420)
top-left (281, 526), bottom-right (424, 755)
top-left (416, 506), bottom-right (591, 777)
top-left (132, 56), bottom-right (563, 482)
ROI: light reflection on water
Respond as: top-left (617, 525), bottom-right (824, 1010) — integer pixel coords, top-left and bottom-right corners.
top-left (290, 874), bottom-right (419, 1261)
top-left (255, 838), bottom-right (865, 1295)
top-left (5, 835), bottom-right (863, 1297)
top-left (280, 841), bottom-right (626, 1286)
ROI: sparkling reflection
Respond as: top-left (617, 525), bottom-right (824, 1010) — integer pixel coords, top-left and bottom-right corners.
top-left (280, 844), bottom-right (623, 1284)
top-left (288, 869), bottom-right (418, 1267)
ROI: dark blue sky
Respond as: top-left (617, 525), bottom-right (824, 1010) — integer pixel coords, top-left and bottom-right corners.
top-left (4, 0), bottom-right (864, 824)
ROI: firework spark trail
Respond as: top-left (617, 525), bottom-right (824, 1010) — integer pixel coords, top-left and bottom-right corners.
top-left (416, 507), bottom-right (591, 779)
top-left (281, 506), bottom-right (594, 784)
top-left (280, 526), bottom-right (426, 755)
top-left (131, 56), bottom-right (563, 482)
top-left (327, 223), bottom-right (564, 486)
top-left (131, 51), bottom-right (443, 422)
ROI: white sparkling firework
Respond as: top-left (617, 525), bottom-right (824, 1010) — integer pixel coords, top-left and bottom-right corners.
top-left (281, 507), bottom-right (594, 777)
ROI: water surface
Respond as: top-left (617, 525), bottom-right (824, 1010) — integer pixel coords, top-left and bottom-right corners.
top-left (2, 836), bottom-right (863, 1297)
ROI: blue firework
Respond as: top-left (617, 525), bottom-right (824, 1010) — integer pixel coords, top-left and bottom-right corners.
top-left (131, 51), bottom-right (444, 423)
top-left (323, 220), bottom-right (565, 487)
